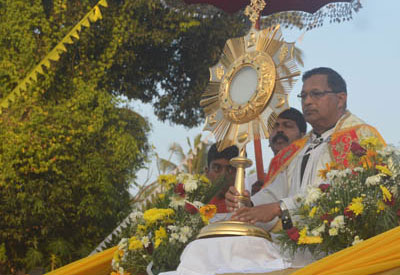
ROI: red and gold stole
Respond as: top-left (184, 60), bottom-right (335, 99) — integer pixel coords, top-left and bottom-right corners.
top-left (262, 124), bottom-right (385, 189)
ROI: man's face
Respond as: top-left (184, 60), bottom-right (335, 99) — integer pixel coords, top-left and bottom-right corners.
top-left (205, 158), bottom-right (236, 198)
top-left (269, 117), bottom-right (303, 155)
top-left (301, 74), bottom-right (347, 132)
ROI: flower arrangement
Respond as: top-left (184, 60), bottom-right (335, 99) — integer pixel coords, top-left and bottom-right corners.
top-left (278, 137), bottom-right (400, 257)
top-left (111, 173), bottom-right (219, 275)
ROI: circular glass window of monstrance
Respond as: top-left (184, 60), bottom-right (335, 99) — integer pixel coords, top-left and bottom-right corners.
top-left (220, 51), bottom-right (276, 124)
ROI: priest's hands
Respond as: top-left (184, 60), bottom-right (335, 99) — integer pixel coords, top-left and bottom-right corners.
top-left (230, 202), bottom-right (282, 224)
top-left (225, 186), bottom-right (251, 212)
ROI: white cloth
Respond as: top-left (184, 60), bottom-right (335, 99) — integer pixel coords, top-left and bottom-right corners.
top-left (175, 236), bottom-right (291, 275)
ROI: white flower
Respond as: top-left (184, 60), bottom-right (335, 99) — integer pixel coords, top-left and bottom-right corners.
top-left (177, 173), bottom-right (191, 183)
top-left (129, 211), bottom-right (143, 221)
top-left (111, 259), bottom-right (119, 270)
top-left (169, 196), bottom-right (185, 209)
top-left (193, 201), bottom-right (204, 208)
top-left (390, 185), bottom-right (398, 197)
top-left (338, 168), bottom-right (352, 178)
top-left (311, 224), bottom-right (325, 236)
top-left (168, 225), bottom-right (178, 232)
top-left (184, 179), bottom-right (198, 192)
top-left (118, 238), bottom-right (128, 250)
top-left (141, 236), bottom-right (150, 248)
top-left (178, 234), bottom-right (189, 243)
top-left (305, 186), bottom-right (322, 205)
top-left (365, 175), bottom-right (381, 186)
top-left (329, 228), bottom-right (338, 236)
top-left (353, 167), bottom-right (364, 173)
top-left (330, 215), bottom-right (345, 229)
top-left (352, 235), bottom-right (363, 246)
top-left (326, 169), bottom-right (339, 181)
top-left (170, 233), bottom-right (179, 241)
top-left (119, 267), bottom-right (125, 275)
top-left (181, 226), bottom-right (191, 236)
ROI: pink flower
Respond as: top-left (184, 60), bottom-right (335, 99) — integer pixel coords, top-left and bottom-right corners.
top-left (184, 202), bottom-right (199, 214)
top-left (319, 184), bottom-right (330, 192)
top-left (286, 227), bottom-right (300, 242)
top-left (350, 142), bottom-right (367, 157)
top-left (174, 183), bottom-right (185, 197)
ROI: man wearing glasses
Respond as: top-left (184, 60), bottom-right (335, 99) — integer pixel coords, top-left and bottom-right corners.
top-left (206, 143), bottom-right (239, 213)
top-left (226, 67), bottom-right (385, 231)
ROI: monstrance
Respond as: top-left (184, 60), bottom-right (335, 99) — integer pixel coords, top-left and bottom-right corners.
top-left (198, 1), bottom-right (300, 239)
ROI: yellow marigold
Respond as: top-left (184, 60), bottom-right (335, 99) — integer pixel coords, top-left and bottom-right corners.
top-left (380, 185), bottom-right (392, 203)
top-left (329, 207), bottom-right (339, 214)
top-left (376, 200), bottom-right (386, 213)
top-left (298, 227), bottom-right (323, 244)
top-left (128, 236), bottom-right (143, 251)
top-left (137, 224), bottom-right (147, 235)
top-left (113, 250), bottom-right (121, 262)
top-left (199, 204), bottom-right (217, 223)
top-left (199, 174), bottom-right (210, 184)
top-left (376, 165), bottom-right (393, 177)
top-left (158, 174), bottom-right (177, 190)
top-left (309, 207), bottom-right (317, 218)
top-left (360, 137), bottom-right (380, 149)
top-left (158, 193), bottom-right (166, 200)
top-left (154, 226), bottom-right (167, 248)
top-left (143, 208), bottom-right (175, 225)
top-left (318, 162), bottom-right (337, 180)
top-left (155, 226), bottom-right (167, 240)
top-left (349, 197), bottom-right (364, 216)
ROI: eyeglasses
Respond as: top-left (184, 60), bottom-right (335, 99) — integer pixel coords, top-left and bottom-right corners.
top-left (297, 90), bottom-right (338, 101)
top-left (210, 163), bottom-right (237, 175)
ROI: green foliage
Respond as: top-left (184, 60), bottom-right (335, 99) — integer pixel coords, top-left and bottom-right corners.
top-left (0, 0), bottom-right (152, 272)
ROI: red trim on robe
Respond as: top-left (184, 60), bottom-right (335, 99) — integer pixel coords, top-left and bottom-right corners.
top-left (209, 196), bottom-right (228, 213)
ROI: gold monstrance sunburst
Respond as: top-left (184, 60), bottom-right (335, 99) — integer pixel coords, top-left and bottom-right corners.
top-left (198, 25), bottom-right (300, 240)
top-left (201, 25), bottom-right (300, 152)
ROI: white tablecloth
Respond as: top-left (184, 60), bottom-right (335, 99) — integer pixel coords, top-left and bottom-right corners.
top-left (161, 236), bottom-right (293, 275)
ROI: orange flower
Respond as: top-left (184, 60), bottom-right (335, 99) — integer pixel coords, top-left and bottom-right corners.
top-left (199, 204), bottom-right (217, 223)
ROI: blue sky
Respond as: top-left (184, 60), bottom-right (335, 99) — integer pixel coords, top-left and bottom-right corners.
top-left (132, 0), bottom-right (400, 190)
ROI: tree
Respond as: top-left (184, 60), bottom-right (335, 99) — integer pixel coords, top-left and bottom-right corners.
top-left (0, 1), bottom-right (149, 272)
top-left (0, 0), bottom-right (246, 271)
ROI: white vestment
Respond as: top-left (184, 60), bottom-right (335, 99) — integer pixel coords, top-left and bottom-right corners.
top-left (251, 111), bottom-right (382, 230)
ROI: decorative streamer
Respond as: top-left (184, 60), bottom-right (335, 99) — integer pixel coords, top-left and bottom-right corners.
top-left (0, 0), bottom-right (108, 114)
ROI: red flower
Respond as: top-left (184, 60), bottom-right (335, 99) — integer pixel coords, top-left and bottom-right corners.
top-left (184, 202), bottom-right (199, 214)
top-left (320, 213), bottom-right (333, 224)
top-left (174, 183), bottom-right (185, 197)
top-left (319, 184), bottom-right (330, 192)
top-left (286, 227), bottom-right (300, 242)
top-left (350, 142), bottom-right (367, 157)
top-left (344, 207), bottom-right (354, 219)
top-left (397, 209), bottom-right (400, 218)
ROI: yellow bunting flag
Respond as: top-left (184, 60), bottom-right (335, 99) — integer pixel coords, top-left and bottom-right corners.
top-left (0, 0), bottom-right (108, 115)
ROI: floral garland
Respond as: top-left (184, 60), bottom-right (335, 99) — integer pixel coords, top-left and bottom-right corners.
top-left (111, 173), bottom-right (218, 275)
top-left (278, 137), bottom-right (400, 257)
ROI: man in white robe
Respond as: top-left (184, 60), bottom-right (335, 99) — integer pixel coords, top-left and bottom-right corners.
top-left (226, 67), bottom-right (385, 231)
